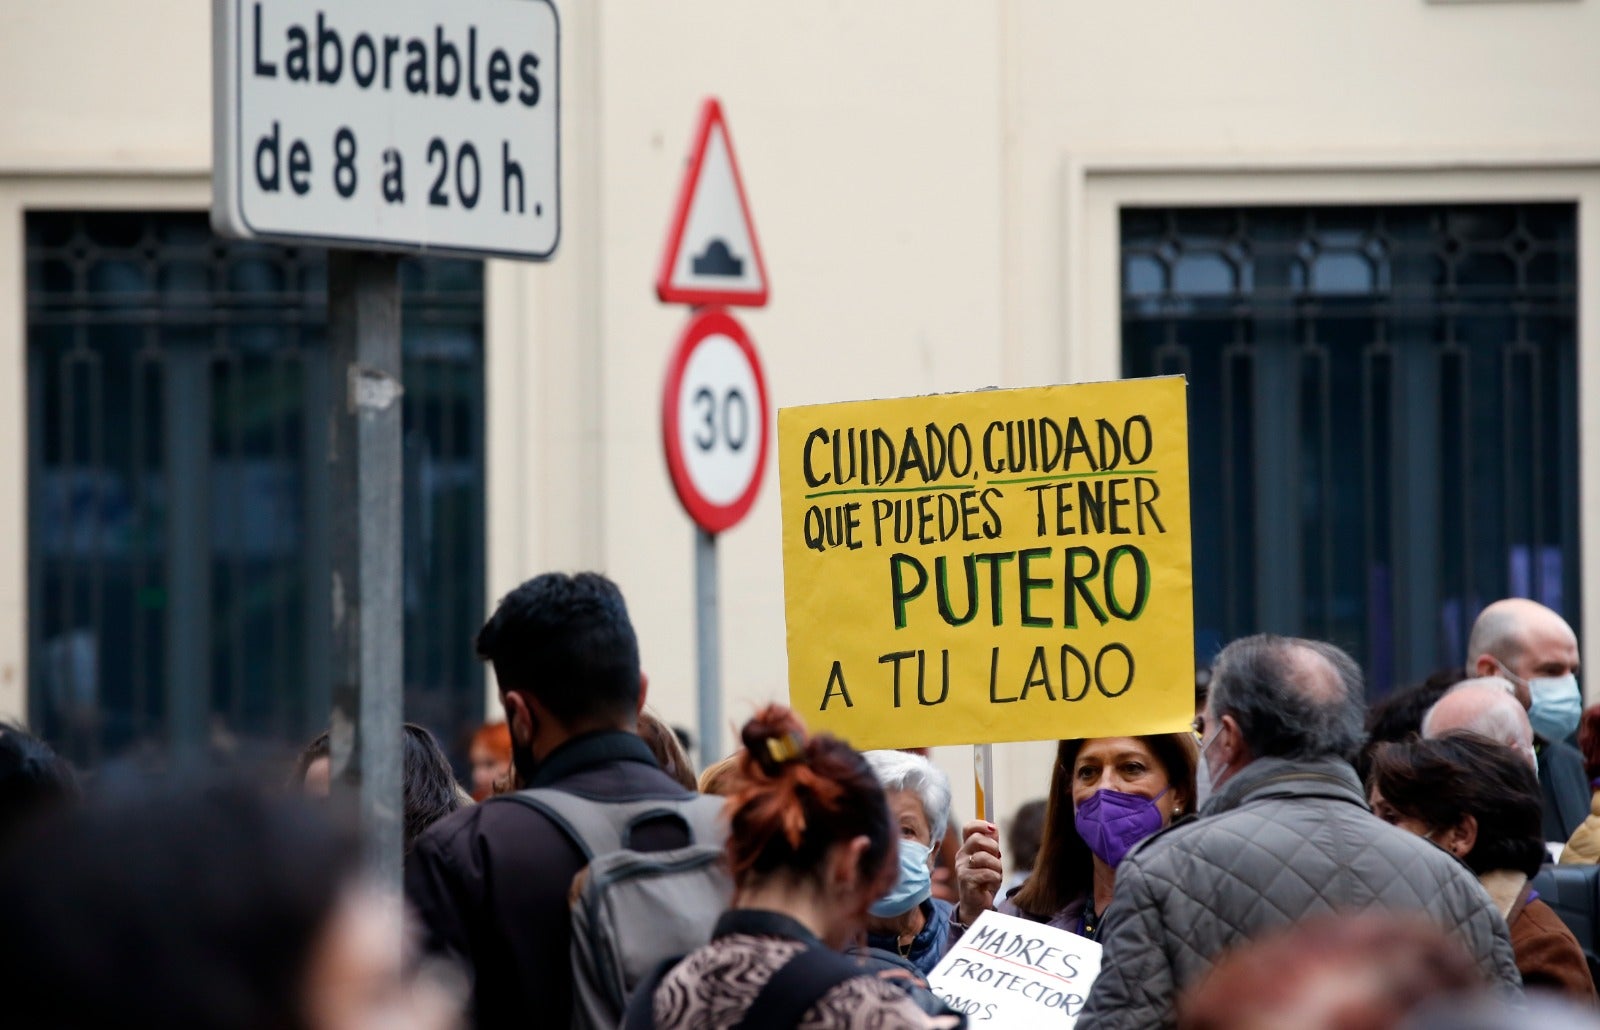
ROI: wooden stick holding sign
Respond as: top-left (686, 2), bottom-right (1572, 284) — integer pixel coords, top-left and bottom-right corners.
top-left (974, 743), bottom-right (996, 824)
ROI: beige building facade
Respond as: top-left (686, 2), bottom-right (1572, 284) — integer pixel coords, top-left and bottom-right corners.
top-left (3, 0), bottom-right (1598, 819)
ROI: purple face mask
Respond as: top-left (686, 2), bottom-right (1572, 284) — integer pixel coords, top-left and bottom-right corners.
top-left (1074, 788), bottom-right (1168, 868)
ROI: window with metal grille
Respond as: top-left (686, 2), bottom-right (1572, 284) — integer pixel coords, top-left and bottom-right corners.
top-left (26, 211), bottom-right (486, 765)
top-left (1122, 204), bottom-right (1579, 696)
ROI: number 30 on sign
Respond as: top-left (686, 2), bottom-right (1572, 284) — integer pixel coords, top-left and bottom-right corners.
top-left (662, 309), bottom-right (770, 534)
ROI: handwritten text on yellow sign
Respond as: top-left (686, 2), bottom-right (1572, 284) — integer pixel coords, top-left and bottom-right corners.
top-left (779, 377), bottom-right (1194, 750)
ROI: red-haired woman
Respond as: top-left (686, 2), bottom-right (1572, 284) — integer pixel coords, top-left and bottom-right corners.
top-left (954, 733), bottom-right (1196, 941)
top-left (467, 721), bottom-right (512, 801)
top-left (640, 705), bottom-right (955, 1029)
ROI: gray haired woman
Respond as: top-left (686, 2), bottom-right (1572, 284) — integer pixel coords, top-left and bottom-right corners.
top-left (861, 750), bottom-right (955, 975)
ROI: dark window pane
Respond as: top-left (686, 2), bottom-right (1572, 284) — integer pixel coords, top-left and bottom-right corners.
top-left (27, 211), bottom-right (485, 767)
top-left (1122, 204), bottom-right (1579, 697)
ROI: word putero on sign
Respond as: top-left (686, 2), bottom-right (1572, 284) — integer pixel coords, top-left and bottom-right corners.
top-left (780, 378), bottom-right (1194, 751)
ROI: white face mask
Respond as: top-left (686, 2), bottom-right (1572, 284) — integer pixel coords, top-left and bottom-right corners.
top-left (1194, 726), bottom-right (1223, 810)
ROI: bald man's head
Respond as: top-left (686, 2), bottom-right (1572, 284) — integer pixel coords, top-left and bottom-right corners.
top-left (1466, 598), bottom-right (1580, 710)
top-left (1466, 602), bottom-right (1528, 670)
top-left (1422, 678), bottom-right (1537, 771)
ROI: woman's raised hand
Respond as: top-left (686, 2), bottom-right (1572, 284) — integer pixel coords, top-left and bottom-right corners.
top-left (955, 819), bottom-right (1004, 926)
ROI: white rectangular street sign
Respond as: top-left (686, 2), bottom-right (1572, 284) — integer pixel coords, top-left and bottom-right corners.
top-left (213, 0), bottom-right (559, 260)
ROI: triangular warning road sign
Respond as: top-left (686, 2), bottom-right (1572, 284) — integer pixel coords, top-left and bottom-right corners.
top-left (656, 99), bottom-right (769, 307)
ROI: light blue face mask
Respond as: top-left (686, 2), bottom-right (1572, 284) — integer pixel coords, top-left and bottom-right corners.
top-left (1528, 672), bottom-right (1583, 742)
top-left (869, 839), bottom-right (932, 918)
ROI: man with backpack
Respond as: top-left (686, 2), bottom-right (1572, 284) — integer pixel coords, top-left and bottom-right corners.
top-left (406, 572), bottom-right (726, 1030)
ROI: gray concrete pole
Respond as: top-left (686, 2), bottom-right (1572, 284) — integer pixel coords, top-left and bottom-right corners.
top-left (327, 250), bottom-right (405, 892)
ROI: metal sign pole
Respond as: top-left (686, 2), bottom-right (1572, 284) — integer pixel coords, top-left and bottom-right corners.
top-left (695, 527), bottom-right (722, 765)
top-left (327, 250), bottom-right (405, 892)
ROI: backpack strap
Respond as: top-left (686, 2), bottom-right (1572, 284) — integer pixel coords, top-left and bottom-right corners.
top-left (501, 789), bottom-right (723, 858)
top-left (732, 947), bottom-right (866, 1030)
top-left (620, 955), bottom-right (682, 1030)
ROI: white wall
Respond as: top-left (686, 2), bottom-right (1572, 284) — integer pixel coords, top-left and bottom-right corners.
top-left (588, 0), bottom-right (1006, 763)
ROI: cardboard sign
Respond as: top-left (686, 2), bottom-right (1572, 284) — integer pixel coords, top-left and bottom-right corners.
top-left (926, 910), bottom-right (1103, 1025)
top-left (778, 377), bottom-right (1193, 750)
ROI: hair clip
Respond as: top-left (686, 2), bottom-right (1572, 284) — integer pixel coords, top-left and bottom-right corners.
top-left (765, 731), bottom-right (805, 767)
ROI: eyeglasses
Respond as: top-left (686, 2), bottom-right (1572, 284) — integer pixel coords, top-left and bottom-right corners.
top-left (1191, 715), bottom-right (1206, 738)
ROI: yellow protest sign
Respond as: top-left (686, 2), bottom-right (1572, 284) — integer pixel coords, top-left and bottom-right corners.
top-left (779, 377), bottom-right (1193, 750)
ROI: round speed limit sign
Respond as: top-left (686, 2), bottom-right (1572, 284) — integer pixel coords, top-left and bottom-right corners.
top-left (661, 309), bottom-right (771, 534)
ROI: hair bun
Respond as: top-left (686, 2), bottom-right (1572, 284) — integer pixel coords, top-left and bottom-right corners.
top-left (741, 705), bottom-right (811, 776)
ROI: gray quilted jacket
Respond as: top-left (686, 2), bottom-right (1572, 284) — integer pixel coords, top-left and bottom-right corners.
top-left (1078, 756), bottom-right (1522, 1029)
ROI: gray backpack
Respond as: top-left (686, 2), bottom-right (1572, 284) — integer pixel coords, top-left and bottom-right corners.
top-left (506, 789), bottom-right (731, 1030)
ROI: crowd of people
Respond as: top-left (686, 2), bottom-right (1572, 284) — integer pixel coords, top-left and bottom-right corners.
top-left (3, 573), bottom-right (1600, 1028)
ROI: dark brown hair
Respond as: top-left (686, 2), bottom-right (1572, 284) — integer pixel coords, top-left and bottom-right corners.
top-left (1355, 667), bottom-right (1466, 784)
top-left (1011, 732), bottom-right (1198, 919)
top-left (292, 725), bottom-right (465, 853)
top-left (723, 705), bottom-right (891, 887)
top-left (1368, 732), bottom-right (1546, 878)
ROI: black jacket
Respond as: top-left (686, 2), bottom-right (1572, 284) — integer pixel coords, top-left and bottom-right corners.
top-left (405, 730), bottom-right (695, 1030)
top-left (1540, 736), bottom-right (1590, 842)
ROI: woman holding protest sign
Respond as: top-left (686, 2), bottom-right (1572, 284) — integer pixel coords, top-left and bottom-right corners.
top-left (632, 705), bottom-right (957, 1029)
top-left (952, 733), bottom-right (1197, 942)
top-left (860, 750), bottom-right (956, 975)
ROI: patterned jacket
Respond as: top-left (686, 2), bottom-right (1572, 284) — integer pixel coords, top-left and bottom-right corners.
top-left (1078, 756), bottom-right (1522, 1030)
top-left (651, 909), bottom-right (942, 1030)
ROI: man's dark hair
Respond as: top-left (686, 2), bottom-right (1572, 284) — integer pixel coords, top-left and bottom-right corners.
top-left (1209, 634), bottom-right (1365, 762)
top-left (1367, 669), bottom-right (1468, 741)
top-left (1369, 732), bottom-right (1547, 878)
top-left (475, 572), bottom-right (641, 727)
top-left (1356, 668), bottom-right (1466, 783)
top-left (0, 722), bottom-right (78, 846)
top-left (0, 777), bottom-right (359, 1028)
